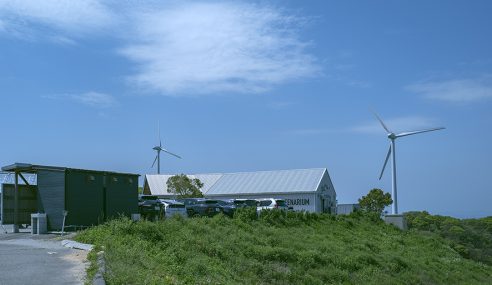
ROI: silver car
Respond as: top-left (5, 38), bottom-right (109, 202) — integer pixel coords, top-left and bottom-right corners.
top-left (256, 198), bottom-right (289, 212)
top-left (159, 200), bottom-right (187, 218)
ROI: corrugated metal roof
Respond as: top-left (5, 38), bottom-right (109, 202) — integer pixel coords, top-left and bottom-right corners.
top-left (206, 168), bottom-right (327, 195)
top-left (145, 174), bottom-right (223, 196)
top-left (145, 168), bottom-right (327, 196)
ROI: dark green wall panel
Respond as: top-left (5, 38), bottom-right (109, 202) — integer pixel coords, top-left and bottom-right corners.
top-left (65, 170), bottom-right (105, 227)
top-left (105, 174), bottom-right (139, 219)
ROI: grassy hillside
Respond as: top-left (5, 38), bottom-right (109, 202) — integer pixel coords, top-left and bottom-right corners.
top-left (405, 211), bottom-right (492, 265)
top-left (76, 210), bottom-right (492, 285)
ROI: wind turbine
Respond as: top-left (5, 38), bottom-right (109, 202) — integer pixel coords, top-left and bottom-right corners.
top-left (374, 112), bottom-right (444, 215)
top-left (152, 123), bottom-right (181, 174)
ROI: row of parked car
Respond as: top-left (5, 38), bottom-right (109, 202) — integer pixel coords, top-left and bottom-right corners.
top-left (138, 195), bottom-right (290, 220)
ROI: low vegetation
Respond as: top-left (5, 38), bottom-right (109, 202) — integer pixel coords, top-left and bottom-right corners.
top-left (76, 209), bottom-right (492, 284)
top-left (405, 211), bottom-right (492, 265)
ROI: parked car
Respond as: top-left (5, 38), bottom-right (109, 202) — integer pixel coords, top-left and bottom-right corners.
top-left (138, 195), bottom-right (163, 221)
top-left (215, 200), bottom-right (237, 217)
top-left (228, 199), bottom-right (257, 208)
top-left (186, 199), bottom-right (224, 218)
top-left (256, 198), bottom-right (289, 212)
top-left (159, 200), bottom-right (187, 218)
top-left (176, 198), bottom-right (207, 207)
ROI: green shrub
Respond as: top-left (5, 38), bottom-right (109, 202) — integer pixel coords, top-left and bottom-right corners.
top-left (233, 207), bottom-right (257, 222)
top-left (405, 211), bottom-right (492, 265)
top-left (75, 213), bottom-right (492, 284)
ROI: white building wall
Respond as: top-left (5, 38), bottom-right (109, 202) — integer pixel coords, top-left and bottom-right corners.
top-left (337, 204), bottom-right (360, 215)
top-left (315, 170), bottom-right (337, 213)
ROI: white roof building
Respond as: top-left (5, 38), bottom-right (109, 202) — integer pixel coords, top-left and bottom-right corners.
top-left (143, 168), bottom-right (336, 213)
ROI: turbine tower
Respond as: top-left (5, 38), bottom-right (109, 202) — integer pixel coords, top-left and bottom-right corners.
top-left (152, 123), bottom-right (181, 174)
top-left (374, 113), bottom-right (445, 215)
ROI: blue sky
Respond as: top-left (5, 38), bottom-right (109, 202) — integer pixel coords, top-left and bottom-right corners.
top-left (1, 1), bottom-right (491, 218)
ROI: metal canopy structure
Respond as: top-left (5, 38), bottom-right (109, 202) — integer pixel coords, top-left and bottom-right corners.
top-left (0, 164), bottom-right (45, 232)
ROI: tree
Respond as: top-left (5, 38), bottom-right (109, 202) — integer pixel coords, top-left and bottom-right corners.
top-left (358, 188), bottom-right (392, 215)
top-left (166, 174), bottom-right (204, 198)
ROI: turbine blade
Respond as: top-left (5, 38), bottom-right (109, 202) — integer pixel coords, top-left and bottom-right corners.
top-left (395, 127), bottom-right (445, 138)
top-left (151, 155), bottom-right (158, 168)
top-left (371, 111), bottom-right (391, 133)
top-left (379, 145), bottom-right (392, 180)
top-left (162, 149), bottom-right (182, 159)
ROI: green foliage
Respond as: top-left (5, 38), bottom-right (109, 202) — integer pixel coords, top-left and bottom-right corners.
top-left (358, 188), bottom-right (392, 215)
top-left (233, 206), bottom-right (258, 222)
top-left (166, 174), bottom-right (204, 198)
top-left (405, 211), bottom-right (492, 265)
top-left (75, 213), bottom-right (492, 285)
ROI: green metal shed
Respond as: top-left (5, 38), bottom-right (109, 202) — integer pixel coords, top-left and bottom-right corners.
top-left (1, 163), bottom-right (139, 232)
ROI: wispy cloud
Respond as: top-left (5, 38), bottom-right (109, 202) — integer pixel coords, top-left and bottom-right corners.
top-left (70, 92), bottom-right (116, 108)
top-left (269, 101), bottom-right (295, 110)
top-left (49, 35), bottom-right (77, 46)
top-left (120, 2), bottom-right (320, 95)
top-left (287, 115), bottom-right (440, 136)
top-left (285, 128), bottom-right (338, 136)
top-left (407, 75), bottom-right (492, 103)
top-left (352, 116), bottom-right (440, 135)
top-left (43, 92), bottom-right (117, 109)
top-left (2, 1), bottom-right (320, 95)
top-left (0, 1), bottom-right (115, 36)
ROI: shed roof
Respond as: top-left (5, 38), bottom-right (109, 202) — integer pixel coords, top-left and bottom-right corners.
top-left (145, 168), bottom-right (328, 196)
top-left (1, 163), bottom-right (139, 176)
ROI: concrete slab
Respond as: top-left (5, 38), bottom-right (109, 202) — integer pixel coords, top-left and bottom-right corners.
top-left (0, 229), bottom-right (88, 285)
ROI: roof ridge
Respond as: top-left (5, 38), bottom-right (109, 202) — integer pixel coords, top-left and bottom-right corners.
top-left (221, 168), bottom-right (327, 175)
top-left (145, 168), bottom-right (327, 177)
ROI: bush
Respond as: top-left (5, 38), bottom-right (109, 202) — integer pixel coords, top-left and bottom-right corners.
top-left (405, 211), bottom-right (492, 265)
top-left (75, 213), bottom-right (492, 284)
top-left (233, 207), bottom-right (258, 222)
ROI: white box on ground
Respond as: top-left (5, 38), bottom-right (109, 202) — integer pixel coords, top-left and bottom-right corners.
top-left (131, 214), bottom-right (141, 221)
top-left (31, 213), bottom-right (47, 235)
top-left (384, 214), bottom-right (407, 230)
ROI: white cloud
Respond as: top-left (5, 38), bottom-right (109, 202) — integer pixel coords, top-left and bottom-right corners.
top-left (270, 101), bottom-right (294, 110)
top-left (0, 0), bottom-right (115, 36)
top-left (49, 35), bottom-right (77, 46)
top-left (352, 116), bottom-right (439, 135)
top-left (407, 75), bottom-right (492, 103)
top-left (286, 129), bottom-right (331, 135)
top-left (43, 92), bottom-right (117, 108)
top-left (2, 1), bottom-right (320, 95)
top-left (120, 2), bottom-right (320, 94)
top-left (69, 92), bottom-right (116, 108)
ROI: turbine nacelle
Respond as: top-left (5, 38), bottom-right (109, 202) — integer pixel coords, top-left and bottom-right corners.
top-left (151, 123), bottom-right (182, 174)
top-left (387, 133), bottom-right (397, 140)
